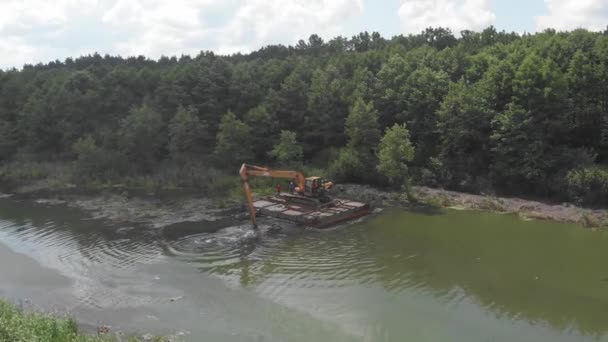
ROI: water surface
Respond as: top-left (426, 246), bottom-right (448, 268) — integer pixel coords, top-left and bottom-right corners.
top-left (0, 198), bottom-right (607, 341)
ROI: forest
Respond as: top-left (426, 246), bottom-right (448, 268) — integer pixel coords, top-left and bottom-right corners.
top-left (1, 27), bottom-right (608, 206)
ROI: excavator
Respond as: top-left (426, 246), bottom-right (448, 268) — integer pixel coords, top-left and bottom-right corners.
top-left (239, 163), bottom-right (335, 228)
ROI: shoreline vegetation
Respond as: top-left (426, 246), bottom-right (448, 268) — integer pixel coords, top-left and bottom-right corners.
top-left (0, 299), bottom-right (168, 342)
top-left (336, 184), bottom-right (608, 230)
top-left (1, 165), bottom-right (606, 230)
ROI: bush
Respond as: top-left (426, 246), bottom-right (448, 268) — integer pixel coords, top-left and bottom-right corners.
top-left (564, 166), bottom-right (608, 206)
top-left (72, 136), bottom-right (128, 182)
top-left (478, 197), bottom-right (507, 212)
top-left (328, 148), bottom-right (365, 182)
top-left (579, 212), bottom-right (603, 229)
top-left (0, 157), bottom-right (71, 189)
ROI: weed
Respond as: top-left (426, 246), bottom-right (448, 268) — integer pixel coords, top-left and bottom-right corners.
top-left (579, 212), bottom-right (603, 229)
top-left (478, 197), bottom-right (507, 212)
top-left (0, 299), bottom-right (172, 341)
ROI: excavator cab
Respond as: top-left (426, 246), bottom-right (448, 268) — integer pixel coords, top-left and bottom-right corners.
top-left (304, 177), bottom-right (334, 197)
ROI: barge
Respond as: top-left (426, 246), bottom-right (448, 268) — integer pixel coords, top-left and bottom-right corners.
top-left (252, 194), bottom-right (370, 228)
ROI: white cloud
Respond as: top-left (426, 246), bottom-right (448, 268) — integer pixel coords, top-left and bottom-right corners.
top-left (100, 0), bottom-right (224, 57)
top-left (0, 0), bottom-right (364, 69)
top-left (223, 0), bottom-right (364, 52)
top-left (398, 0), bottom-right (495, 34)
top-left (537, 0), bottom-right (608, 31)
top-left (0, 0), bottom-right (98, 68)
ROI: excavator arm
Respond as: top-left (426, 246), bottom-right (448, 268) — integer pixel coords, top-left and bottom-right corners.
top-left (239, 163), bottom-right (307, 228)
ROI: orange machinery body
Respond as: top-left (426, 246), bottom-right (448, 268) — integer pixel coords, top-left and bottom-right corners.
top-left (239, 163), bottom-right (334, 228)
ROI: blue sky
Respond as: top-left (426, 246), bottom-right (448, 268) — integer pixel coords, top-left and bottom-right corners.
top-left (0, 0), bottom-right (606, 69)
top-left (350, 0), bottom-right (548, 38)
top-left (493, 0), bottom-right (546, 33)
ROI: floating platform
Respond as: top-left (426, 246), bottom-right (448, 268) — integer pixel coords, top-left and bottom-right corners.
top-left (252, 194), bottom-right (370, 228)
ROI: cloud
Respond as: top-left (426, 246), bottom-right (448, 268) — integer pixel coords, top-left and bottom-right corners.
top-left (0, 0), bottom-right (364, 69)
top-left (398, 0), bottom-right (495, 34)
top-left (537, 0), bottom-right (608, 31)
top-left (223, 0), bottom-right (364, 53)
top-left (0, 0), bottom-right (102, 68)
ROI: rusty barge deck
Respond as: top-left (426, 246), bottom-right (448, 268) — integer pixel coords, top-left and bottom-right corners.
top-left (252, 194), bottom-right (370, 228)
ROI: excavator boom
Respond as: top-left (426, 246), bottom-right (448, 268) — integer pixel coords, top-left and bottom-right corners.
top-left (239, 164), bottom-right (259, 228)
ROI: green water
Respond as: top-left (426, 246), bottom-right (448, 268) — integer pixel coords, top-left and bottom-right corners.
top-left (0, 198), bottom-right (607, 341)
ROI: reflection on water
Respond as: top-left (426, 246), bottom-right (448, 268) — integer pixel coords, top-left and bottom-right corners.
top-left (1, 198), bottom-right (608, 341)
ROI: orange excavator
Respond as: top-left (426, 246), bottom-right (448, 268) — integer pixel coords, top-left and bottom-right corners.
top-left (239, 164), bottom-right (334, 228)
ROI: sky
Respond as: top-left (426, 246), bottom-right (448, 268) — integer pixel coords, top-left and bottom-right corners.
top-left (0, 0), bottom-right (606, 69)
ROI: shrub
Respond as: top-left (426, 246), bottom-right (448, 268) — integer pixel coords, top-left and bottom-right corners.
top-left (564, 166), bottom-right (608, 206)
top-left (72, 135), bottom-right (128, 182)
top-left (328, 148), bottom-right (365, 182)
top-left (478, 197), bottom-right (507, 212)
top-left (579, 212), bottom-right (603, 229)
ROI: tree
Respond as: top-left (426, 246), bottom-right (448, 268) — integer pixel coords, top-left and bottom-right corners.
top-left (304, 66), bottom-right (348, 153)
top-left (329, 98), bottom-right (381, 183)
top-left (213, 110), bottom-right (253, 167)
top-left (244, 104), bottom-right (279, 161)
top-left (375, 57), bottom-right (449, 164)
top-left (168, 105), bottom-right (209, 158)
top-left (276, 62), bottom-right (311, 131)
top-left (19, 85), bottom-right (64, 153)
top-left (377, 124), bottom-right (415, 191)
top-left (437, 81), bottom-right (495, 189)
top-left (269, 130), bottom-right (303, 167)
top-left (117, 105), bottom-right (166, 173)
top-left (566, 50), bottom-right (603, 148)
top-left (5, 28), bottom-right (608, 205)
top-left (400, 66), bottom-right (450, 166)
top-left (0, 120), bottom-right (17, 161)
top-left (345, 97), bottom-right (381, 152)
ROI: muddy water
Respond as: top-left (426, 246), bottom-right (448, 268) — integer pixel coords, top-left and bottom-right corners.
top-left (1, 198), bottom-right (608, 342)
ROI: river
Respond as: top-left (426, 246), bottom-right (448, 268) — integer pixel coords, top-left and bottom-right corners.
top-left (0, 197), bottom-right (607, 342)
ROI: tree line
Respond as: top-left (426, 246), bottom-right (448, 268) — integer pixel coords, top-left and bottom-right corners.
top-left (2, 27), bottom-right (608, 205)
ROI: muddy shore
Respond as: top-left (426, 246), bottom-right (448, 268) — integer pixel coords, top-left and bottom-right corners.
top-left (1, 182), bottom-right (605, 229)
top-left (334, 184), bottom-right (607, 228)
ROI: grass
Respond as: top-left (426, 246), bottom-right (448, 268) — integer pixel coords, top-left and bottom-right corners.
top-left (0, 299), bottom-right (171, 341)
top-left (579, 212), bottom-right (604, 229)
top-left (0, 160), bottom-right (72, 189)
top-left (477, 197), bottom-right (507, 212)
top-left (414, 193), bottom-right (453, 207)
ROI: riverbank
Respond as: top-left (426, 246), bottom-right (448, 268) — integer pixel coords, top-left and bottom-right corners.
top-left (333, 184), bottom-right (608, 230)
top-left (2, 179), bottom-right (606, 230)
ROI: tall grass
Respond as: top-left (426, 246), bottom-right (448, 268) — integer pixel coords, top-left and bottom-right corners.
top-left (0, 300), bottom-right (165, 342)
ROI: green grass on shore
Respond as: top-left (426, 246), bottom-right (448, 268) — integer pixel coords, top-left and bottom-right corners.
top-left (0, 300), bottom-right (164, 342)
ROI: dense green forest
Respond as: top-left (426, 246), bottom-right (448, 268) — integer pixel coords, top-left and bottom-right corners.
top-left (2, 27), bottom-right (608, 205)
